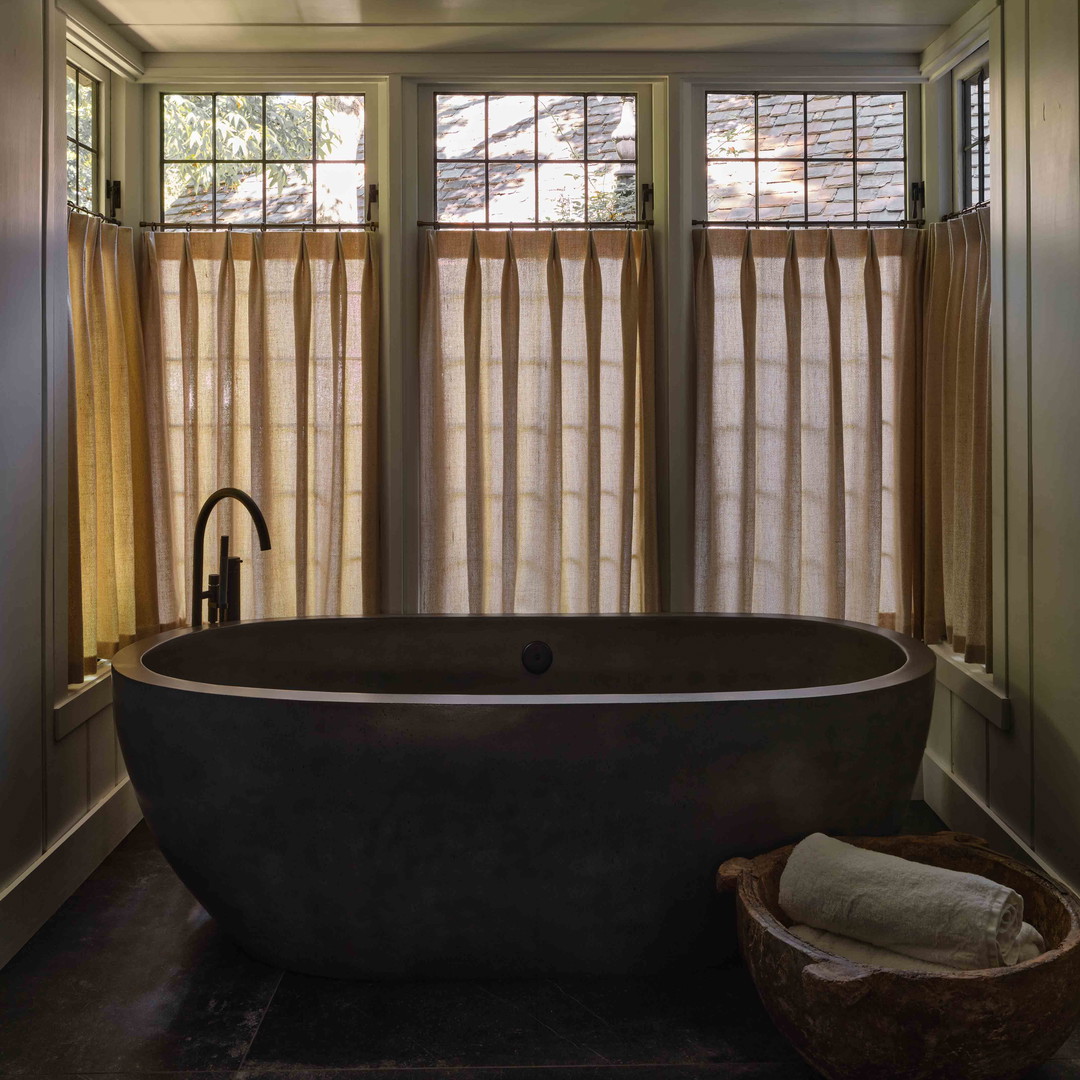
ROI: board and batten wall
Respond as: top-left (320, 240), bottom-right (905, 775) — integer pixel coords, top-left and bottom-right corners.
top-left (920, 0), bottom-right (1080, 895)
top-left (0, 0), bottom-right (141, 972)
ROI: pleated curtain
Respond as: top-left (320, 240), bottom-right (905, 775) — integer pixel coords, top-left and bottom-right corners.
top-left (67, 212), bottom-right (161, 682)
top-left (141, 230), bottom-right (380, 626)
top-left (921, 208), bottom-right (991, 665)
top-left (692, 226), bottom-right (925, 629)
top-left (420, 228), bottom-right (658, 613)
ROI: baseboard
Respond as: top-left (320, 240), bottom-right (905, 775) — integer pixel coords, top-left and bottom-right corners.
top-left (0, 778), bottom-right (142, 970)
top-left (922, 750), bottom-right (1079, 899)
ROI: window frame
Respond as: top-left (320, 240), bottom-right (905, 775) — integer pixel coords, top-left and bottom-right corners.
top-left (66, 44), bottom-right (112, 217)
top-left (145, 81), bottom-right (381, 227)
top-left (417, 80), bottom-right (654, 225)
top-left (952, 45), bottom-right (990, 211)
top-left (157, 90), bottom-right (372, 226)
top-left (690, 83), bottom-right (922, 224)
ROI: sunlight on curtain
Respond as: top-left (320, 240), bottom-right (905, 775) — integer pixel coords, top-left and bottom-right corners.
top-left (141, 230), bottom-right (380, 625)
top-left (67, 212), bottom-right (160, 682)
top-left (419, 228), bottom-right (658, 613)
top-left (922, 208), bottom-right (991, 666)
top-left (692, 226), bottom-right (924, 629)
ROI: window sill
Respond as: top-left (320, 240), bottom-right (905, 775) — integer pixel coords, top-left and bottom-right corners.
top-left (54, 665), bottom-right (113, 742)
top-left (930, 643), bottom-right (1010, 732)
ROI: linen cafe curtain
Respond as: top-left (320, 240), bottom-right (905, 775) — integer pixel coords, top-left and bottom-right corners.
top-left (419, 228), bottom-right (659, 613)
top-left (141, 229), bottom-right (380, 626)
top-left (692, 226), bottom-right (925, 630)
top-left (692, 218), bottom-right (991, 665)
top-left (67, 212), bottom-right (160, 682)
top-left (921, 208), bottom-right (991, 666)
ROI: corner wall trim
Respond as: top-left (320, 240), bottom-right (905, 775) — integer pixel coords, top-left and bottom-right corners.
top-left (922, 750), bottom-right (1078, 899)
top-left (0, 779), bottom-right (141, 971)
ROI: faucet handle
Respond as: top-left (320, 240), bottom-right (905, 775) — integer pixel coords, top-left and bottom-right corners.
top-left (206, 574), bottom-right (220, 624)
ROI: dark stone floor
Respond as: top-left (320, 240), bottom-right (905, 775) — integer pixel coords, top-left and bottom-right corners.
top-left (1, 801), bottom-right (1078, 1079)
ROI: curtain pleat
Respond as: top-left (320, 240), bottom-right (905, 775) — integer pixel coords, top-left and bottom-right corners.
top-left (419, 228), bottom-right (657, 614)
top-left (922, 208), bottom-right (991, 665)
top-left (67, 212), bottom-right (161, 681)
top-left (142, 229), bottom-right (380, 625)
top-left (692, 225), bottom-right (925, 628)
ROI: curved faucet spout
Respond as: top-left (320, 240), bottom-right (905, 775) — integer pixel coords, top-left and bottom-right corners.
top-left (191, 487), bottom-right (272, 628)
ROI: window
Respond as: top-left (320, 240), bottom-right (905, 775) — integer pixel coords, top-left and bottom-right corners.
top-left (705, 92), bottom-right (908, 222)
top-left (433, 93), bottom-right (638, 223)
top-left (959, 65), bottom-right (990, 208)
top-left (160, 93), bottom-right (366, 224)
top-left (66, 63), bottom-right (99, 210)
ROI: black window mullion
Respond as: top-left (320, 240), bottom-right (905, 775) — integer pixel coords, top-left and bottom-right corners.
top-left (310, 93), bottom-right (317, 223)
top-left (803, 92), bottom-right (809, 221)
top-left (261, 94), bottom-right (267, 225)
top-left (583, 95), bottom-right (590, 224)
top-left (211, 94), bottom-right (218, 224)
top-left (850, 94), bottom-right (857, 223)
top-left (753, 93), bottom-right (760, 223)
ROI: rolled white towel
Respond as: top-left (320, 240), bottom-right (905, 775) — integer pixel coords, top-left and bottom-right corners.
top-left (779, 833), bottom-right (1039, 970)
top-left (789, 921), bottom-right (1044, 973)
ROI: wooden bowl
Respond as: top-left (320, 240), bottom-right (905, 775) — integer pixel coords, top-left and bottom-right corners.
top-left (717, 831), bottom-right (1080, 1080)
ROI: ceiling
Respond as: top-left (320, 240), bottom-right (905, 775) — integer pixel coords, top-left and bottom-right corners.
top-left (80, 0), bottom-right (975, 53)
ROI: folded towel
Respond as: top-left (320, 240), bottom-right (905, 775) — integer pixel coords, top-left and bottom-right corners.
top-left (779, 833), bottom-right (1036, 970)
top-left (790, 921), bottom-right (1045, 973)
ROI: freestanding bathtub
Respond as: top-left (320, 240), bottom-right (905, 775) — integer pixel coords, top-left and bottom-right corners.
top-left (111, 614), bottom-right (935, 979)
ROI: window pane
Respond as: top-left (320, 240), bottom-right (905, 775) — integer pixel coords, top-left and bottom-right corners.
top-left (216, 94), bottom-right (263, 160)
top-left (66, 67), bottom-right (77, 140)
top-left (163, 95), bottom-right (213, 158)
top-left (265, 163), bottom-right (313, 221)
top-left (807, 163), bottom-right (853, 219)
top-left (707, 160), bottom-right (755, 219)
top-left (78, 72), bottom-right (95, 148)
top-left (266, 95), bottom-right (312, 161)
top-left (316, 95), bottom-right (364, 160)
top-left (538, 162), bottom-right (585, 220)
top-left (436, 95), bottom-right (485, 160)
top-left (437, 162), bottom-right (486, 221)
top-left (588, 95), bottom-right (634, 160)
top-left (856, 94), bottom-right (904, 158)
top-left (758, 160), bottom-right (803, 218)
top-left (216, 163), bottom-right (263, 223)
top-left (537, 95), bottom-right (584, 160)
top-left (488, 95), bottom-right (535, 159)
top-left (857, 161), bottom-right (906, 218)
top-left (78, 145), bottom-right (94, 208)
top-left (758, 94), bottom-right (804, 158)
top-left (489, 162), bottom-right (536, 221)
top-left (66, 142), bottom-right (78, 205)
top-left (807, 94), bottom-right (853, 158)
top-left (163, 163), bottom-right (214, 222)
top-left (706, 94), bottom-right (755, 158)
top-left (981, 77), bottom-right (990, 141)
top-left (164, 95), bottom-right (213, 160)
top-left (587, 162), bottom-right (637, 221)
top-left (982, 141), bottom-right (991, 202)
top-left (316, 162), bottom-right (365, 223)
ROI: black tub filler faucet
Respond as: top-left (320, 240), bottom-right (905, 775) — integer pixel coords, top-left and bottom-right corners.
top-left (191, 487), bottom-right (272, 629)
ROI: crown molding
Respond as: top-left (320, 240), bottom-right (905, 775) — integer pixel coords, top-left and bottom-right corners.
top-left (58, 0), bottom-right (144, 80)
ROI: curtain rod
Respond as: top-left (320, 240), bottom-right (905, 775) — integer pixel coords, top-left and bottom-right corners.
top-left (68, 200), bottom-right (120, 225)
top-left (940, 201), bottom-right (989, 222)
top-left (692, 218), bottom-right (925, 229)
top-left (418, 220), bottom-right (653, 230)
top-left (139, 221), bottom-right (379, 231)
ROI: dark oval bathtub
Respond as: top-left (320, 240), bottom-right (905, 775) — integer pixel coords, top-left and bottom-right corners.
top-left (111, 614), bottom-right (935, 978)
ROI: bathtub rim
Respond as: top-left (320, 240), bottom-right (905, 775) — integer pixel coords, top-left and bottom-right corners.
top-left (110, 612), bottom-right (935, 707)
